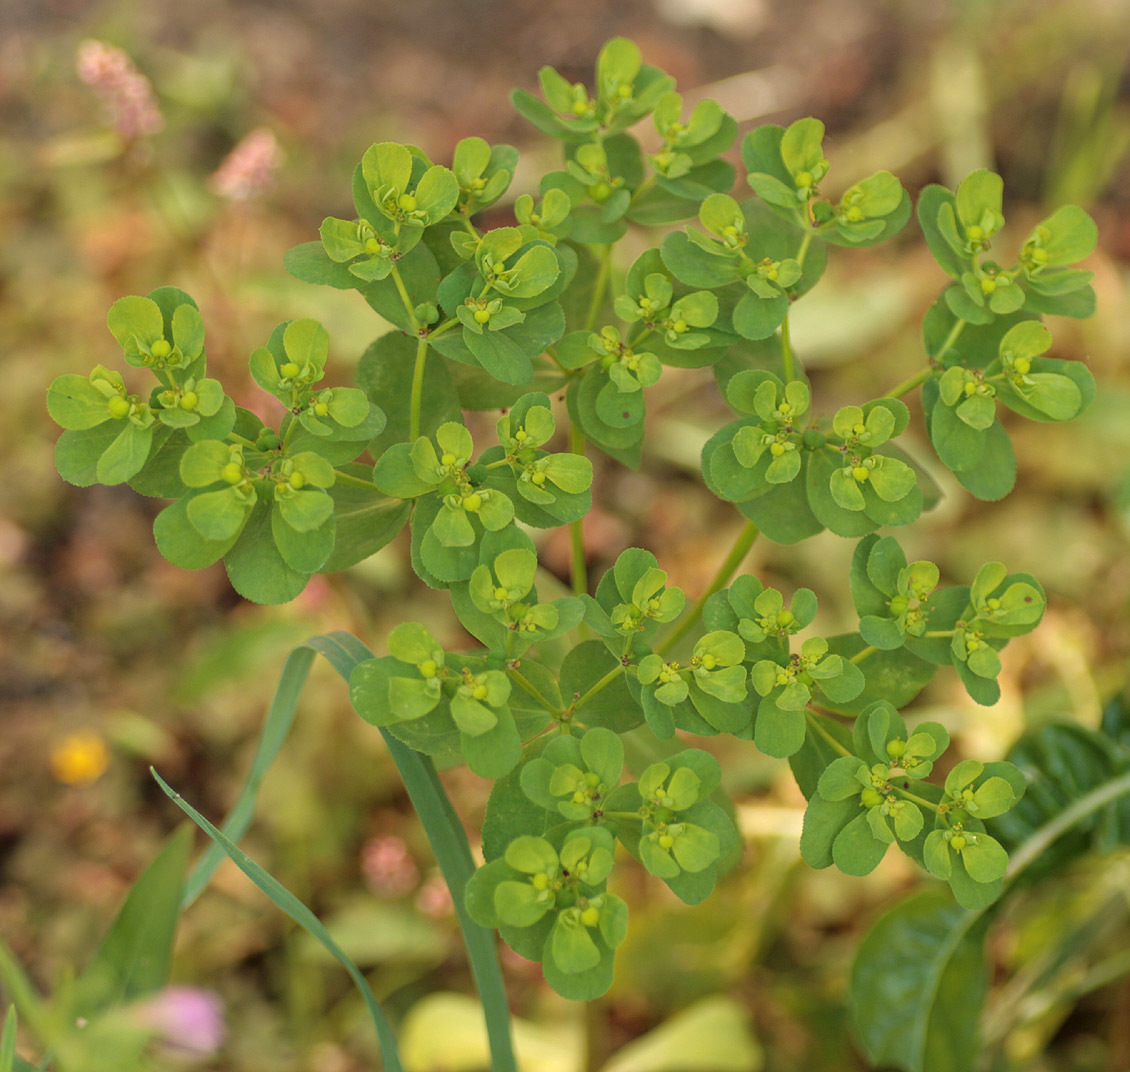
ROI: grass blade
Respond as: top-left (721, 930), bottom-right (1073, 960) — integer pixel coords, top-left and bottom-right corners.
top-left (153, 769), bottom-right (404, 1072)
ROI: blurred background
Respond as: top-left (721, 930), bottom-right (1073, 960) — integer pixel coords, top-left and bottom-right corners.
top-left (3, 0), bottom-right (1130, 1069)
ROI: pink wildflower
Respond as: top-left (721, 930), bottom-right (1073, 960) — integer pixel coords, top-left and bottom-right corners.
top-left (133, 986), bottom-right (224, 1058)
top-left (361, 835), bottom-right (419, 898)
top-left (76, 39), bottom-right (164, 141)
top-left (415, 871), bottom-right (454, 919)
top-left (209, 128), bottom-right (285, 201)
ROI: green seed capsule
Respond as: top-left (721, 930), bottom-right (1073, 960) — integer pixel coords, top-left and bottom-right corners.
top-left (420, 659), bottom-right (438, 678)
top-left (107, 397), bottom-right (131, 419)
top-left (1012, 356), bottom-right (1031, 375)
top-left (221, 462), bottom-right (244, 484)
top-left (581, 906), bottom-right (601, 927)
top-left (289, 472), bottom-right (306, 490)
top-left (950, 835), bottom-right (966, 851)
top-left (473, 309), bottom-right (491, 324)
top-left (860, 788), bottom-right (883, 808)
top-left (472, 684), bottom-right (488, 700)
top-left (314, 402), bottom-right (330, 417)
top-left (886, 738), bottom-right (906, 759)
top-left (280, 362), bottom-right (300, 379)
top-left (179, 391), bottom-right (199, 411)
top-left (151, 340), bottom-right (172, 359)
top-left (462, 493), bottom-right (482, 512)
top-left (398, 193), bottom-right (417, 212)
top-left (852, 466), bottom-right (870, 482)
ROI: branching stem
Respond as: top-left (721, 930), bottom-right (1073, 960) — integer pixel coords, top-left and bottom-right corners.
top-left (657, 521), bottom-right (759, 655)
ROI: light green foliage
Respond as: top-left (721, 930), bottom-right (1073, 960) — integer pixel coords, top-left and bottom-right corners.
top-left (46, 36), bottom-right (1101, 1023)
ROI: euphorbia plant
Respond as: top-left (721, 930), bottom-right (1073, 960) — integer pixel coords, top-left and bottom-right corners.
top-left (42, 35), bottom-right (1105, 1072)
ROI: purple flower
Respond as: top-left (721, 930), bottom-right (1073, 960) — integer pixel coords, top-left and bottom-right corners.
top-left (134, 986), bottom-right (224, 1058)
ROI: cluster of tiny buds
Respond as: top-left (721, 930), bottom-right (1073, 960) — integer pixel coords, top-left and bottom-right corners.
top-left (76, 39), bottom-right (164, 141)
top-left (209, 128), bottom-right (285, 202)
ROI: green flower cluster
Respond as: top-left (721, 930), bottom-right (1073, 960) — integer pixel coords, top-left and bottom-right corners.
top-left (466, 728), bottom-right (735, 998)
top-left (49, 36), bottom-right (1100, 1008)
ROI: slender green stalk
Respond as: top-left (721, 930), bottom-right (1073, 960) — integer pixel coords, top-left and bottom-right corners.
top-left (332, 468), bottom-right (379, 491)
top-left (585, 244), bottom-right (613, 331)
top-left (796, 231), bottom-right (813, 269)
top-left (780, 311), bottom-right (796, 383)
top-left (390, 264), bottom-right (420, 331)
top-left (883, 366), bottom-right (933, 400)
top-left (569, 422), bottom-right (589, 600)
top-left (881, 316), bottom-right (966, 399)
top-left (805, 709), bottom-right (852, 757)
top-left (508, 666), bottom-right (560, 715)
top-left (227, 432), bottom-right (258, 450)
top-left (896, 786), bottom-right (941, 812)
top-left (409, 335), bottom-right (428, 442)
top-left (850, 645), bottom-right (878, 665)
top-left (657, 521), bottom-right (760, 656)
top-left (573, 664), bottom-right (626, 711)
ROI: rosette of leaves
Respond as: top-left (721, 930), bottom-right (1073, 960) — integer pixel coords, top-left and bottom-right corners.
top-left (465, 826), bottom-right (628, 999)
top-left (514, 188), bottom-right (573, 245)
top-left (249, 319), bottom-right (381, 449)
top-left (48, 288), bottom-right (233, 487)
top-left (923, 320), bottom-right (1093, 501)
top-left (629, 89), bottom-right (738, 225)
top-left (635, 629), bottom-right (750, 739)
top-left (458, 544), bottom-right (584, 654)
top-left (582, 548), bottom-right (685, 656)
top-left (476, 392), bottom-right (593, 527)
top-left (751, 634), bottom-right (865, 758)
top-left (511, 37), bottom-right (675, 142)
top-left (742, 117), bottom-right (910, 245)
top-left (451, 135), bottom-right (517, 218)
top-left (608, 247), bottom-right (731, 371)
top-left (519, 726), bottom-right (624, 822)
top-left (318, 141), bottom-right (460, 282)
top-left (431, 225), bottom-right (567, 384)
top-left (602, 751), bottom-right (736, 905)
top-left (703, 574), bottom-right (816, 665)
top-left (923, 758), bottom-right (1026, 909)
top-left (918, 169), bottom-right (1098, 322)
top-left (948, 561), bottom-right (1045, 705)
top-left (373, 420), bottom-right (518, 587)
top-left (800, 701), bottom-right (949, 876)
top-left (349, 622), bottom-right (522, 778)
top-left (849, 534), bottom-right (941, 650)
top-left (803, 397), bottom-right (925, 538)
top-left (706, 369), bottom-right (810, 504)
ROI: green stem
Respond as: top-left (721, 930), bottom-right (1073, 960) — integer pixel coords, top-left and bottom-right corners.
top-left (573, 664), bottom-right (625, 711)
top-left (585, 244), bottom-right (613, 331)
top-left (427, 318), bottom-right (460, 342)
top-left (507, 667), bottom-right (559, 715)
top-left (227, 432), bottom-right (258, 450)
top-left (805, 710), bottom-right (852, 757)
top-left (569, 422), bottom-right (589, 601)
top-left (332, 468), bottom-right (378, 491)
top-left (883, 366), bottom-right (933, 400)
top-left (390, 264), bottom-right (420, 331)
top-left (850, 645), bottom-right (878, 665)
top-left (935, 318), bottom-right (966, 359)
top-left (780, 311), bottom-right (796, 383)
top-left (925, 629), bottom-right (956, 638)
top-left (895, 786), bottom-right (941, 812)
top-left (796, 231), bottom-right (813, 269)
top-left (409, 335), bottom-right (428, 442)
top-left (656, 521), bottom-right (760, 656)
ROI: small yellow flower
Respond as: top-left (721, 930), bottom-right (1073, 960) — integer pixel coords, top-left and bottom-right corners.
top-left (51, 731), bottom-right (110, 785)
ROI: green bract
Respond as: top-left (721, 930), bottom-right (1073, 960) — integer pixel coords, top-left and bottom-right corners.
top-left (49, 37), bottom-right (1100, 1017)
